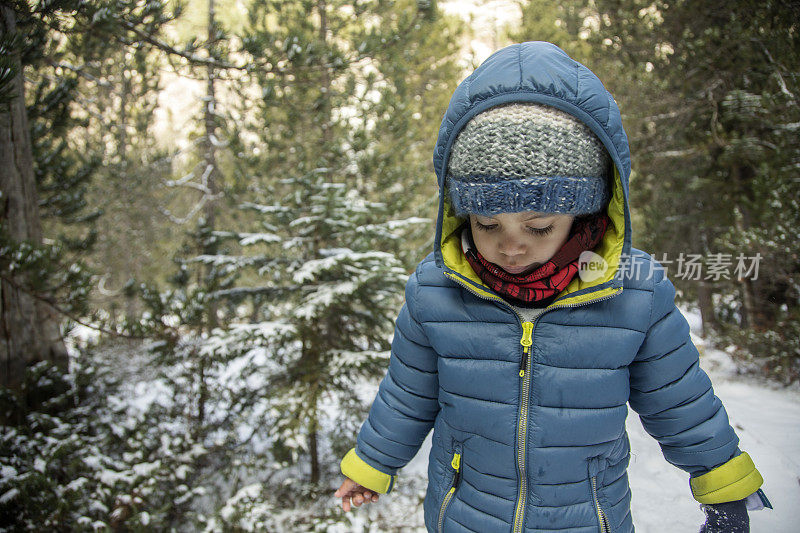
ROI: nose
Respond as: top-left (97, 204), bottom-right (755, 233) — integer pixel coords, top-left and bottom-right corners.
top-left (498, 237), bottom-right (526, 259)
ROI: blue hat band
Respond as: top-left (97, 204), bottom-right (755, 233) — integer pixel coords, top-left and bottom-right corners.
top-left (447, 174), bottom-right (610, 217)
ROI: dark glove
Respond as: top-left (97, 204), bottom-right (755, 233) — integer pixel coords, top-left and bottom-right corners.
top-left (699, 498), bottom-right (749, 533)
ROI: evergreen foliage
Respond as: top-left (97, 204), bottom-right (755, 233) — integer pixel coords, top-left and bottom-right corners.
top-left (4, 1), bottom-right (798, 530)
top-left (515, 0), bottom-right (800, 382)
top-left (3, 1), bottom-right (459, 529)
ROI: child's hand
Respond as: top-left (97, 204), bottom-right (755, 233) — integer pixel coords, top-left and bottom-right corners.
top-left (334, 477), bottom-right (380, 511)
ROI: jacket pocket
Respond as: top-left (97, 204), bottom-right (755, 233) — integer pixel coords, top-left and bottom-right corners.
top-left (588, 456), bottom-right (611, 533)
top-left (437, 439), bottom-right (463, 533)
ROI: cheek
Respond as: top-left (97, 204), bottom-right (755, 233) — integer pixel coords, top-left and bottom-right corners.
top-left (530, 238), bottom-right (556, 255)
top-left (530, 232), bottom-right (569, 257)
top-left (472, 233), bottom-right (495, 256)
top-left (471, 231), bottom-right (508, 259)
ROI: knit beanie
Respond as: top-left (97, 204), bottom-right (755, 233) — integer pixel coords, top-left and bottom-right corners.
top-left (445, 103), bottom-right (611, 217)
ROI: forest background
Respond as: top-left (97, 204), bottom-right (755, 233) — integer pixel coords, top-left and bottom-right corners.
top-left (1, 0), bottom-right (798, 530)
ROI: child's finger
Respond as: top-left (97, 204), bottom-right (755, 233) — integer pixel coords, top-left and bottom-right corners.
top-left (342, 494), bottom-right (351, 512)
top-left (353, 493), bottom-right (364, 506)
top-left (335, 478), bottom-right (357, 501)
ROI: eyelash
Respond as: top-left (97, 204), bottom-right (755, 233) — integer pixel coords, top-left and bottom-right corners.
top-left (474, 221), bottom-right (555, 236)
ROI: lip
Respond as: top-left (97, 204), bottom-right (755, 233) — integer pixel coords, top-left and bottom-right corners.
top-left (501, 264), bottom-right (531, 274)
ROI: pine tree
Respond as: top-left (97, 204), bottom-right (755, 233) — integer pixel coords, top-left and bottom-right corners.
top-left (241, 172), bottom-right (409, 478)
top-left (63, 16), bottom-right (174, 327)
top-left (0, 0), bottom-right (177, 395)
top-left (583, 0), bottom-right (800, 380)
top-left (165, 1), bottom-right (465, 526)
top-left (233, 0), bottom-right (463, 489)
top-left (346, 1), bottom-right (464, 265)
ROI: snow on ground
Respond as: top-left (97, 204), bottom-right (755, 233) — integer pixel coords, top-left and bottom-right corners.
top-left (367, 307), bottom-right (800, 531)
top-left (74, 311), bottom-right (798, 530)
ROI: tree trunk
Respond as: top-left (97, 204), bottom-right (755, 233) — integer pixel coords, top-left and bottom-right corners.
top-left (204, 0), bottom-right (220, 332)
top-left (194, 0), bottom-right (222, 433)
top-left (309, 406), bottom-right (320, 485)
top-left (304, 0), bottom-right (329, 486)
top-left (696, 233), bottom-right (718, 337)
top-left (318, 0), bottom-right (332, 147)
top-left (732, 203), bottom-right (758, 330)
top-left (729, 164), bottom-right (769, 331)
top-left (0, 5), bottom-right (68, 394)
top-left (697, 280), bottom-right (718, 338)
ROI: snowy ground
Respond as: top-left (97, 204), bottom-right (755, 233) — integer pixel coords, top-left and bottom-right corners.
top-left (71, 310), bottom-right (799, 531)
top-left (365, 307), bottom-right (800, 532)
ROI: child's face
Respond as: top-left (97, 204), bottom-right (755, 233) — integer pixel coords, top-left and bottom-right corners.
top-left (469, 211), bottom-right (575, 275)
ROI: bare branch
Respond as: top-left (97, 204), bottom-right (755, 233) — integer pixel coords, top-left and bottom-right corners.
top-left (117, 20), bottom-right (251, 71)
top-left (648, 149), bottom-right (700, 158)
top-left (43, 58), bottom-right (112, 87)
top-left (751, 37), bottom-right (797, 102)
top-left (165, 169), bottom-right (197, 188)
top-left (158, 190), bottom-right (223, 224)
top-left (0, 273), bottom-right (149, 340)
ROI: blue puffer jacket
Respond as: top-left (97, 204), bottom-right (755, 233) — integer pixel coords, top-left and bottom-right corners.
top-left (339, 41), bottom-right (763, 532)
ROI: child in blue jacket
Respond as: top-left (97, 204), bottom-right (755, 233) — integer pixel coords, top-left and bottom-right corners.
top-left (334, 41), bottom-right (770, 532)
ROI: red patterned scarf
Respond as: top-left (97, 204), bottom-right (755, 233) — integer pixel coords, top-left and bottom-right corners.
top-left (462, 213), bottom-right (610, 307)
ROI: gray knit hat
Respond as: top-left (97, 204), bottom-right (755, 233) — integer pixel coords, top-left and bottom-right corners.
top-left (445, 102), bottom-right (611, 217)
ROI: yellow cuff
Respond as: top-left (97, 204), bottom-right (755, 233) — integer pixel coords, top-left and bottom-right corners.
top-left (340, 448), bottom-right (396, 494)
top-left (690, 452), bottom-right (764, 504)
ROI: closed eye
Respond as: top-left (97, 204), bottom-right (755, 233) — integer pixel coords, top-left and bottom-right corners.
top-left (474, 221), bottom-right (498, 231)
top-left (527, 225), bottom-right (554, 236)
top-left (474, 220), bottom-right (555, 236)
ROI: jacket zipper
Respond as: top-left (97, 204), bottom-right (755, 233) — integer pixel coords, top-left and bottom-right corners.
top-left (437, 441), bottom-right (463, 533)
top-left (519, 321), bottom-right (534, 377)
top-left (511, 318), bottom-right (533, 532)
top-left (443, 270), bottom-right (621, 533)
top-left (590, 475), bottom-right (610, 532)
top-left (589, 455), bottom-right (611, 533)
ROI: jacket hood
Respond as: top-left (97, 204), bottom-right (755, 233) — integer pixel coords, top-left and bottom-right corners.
top-left (431, 41), bottom-right (633, 307)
